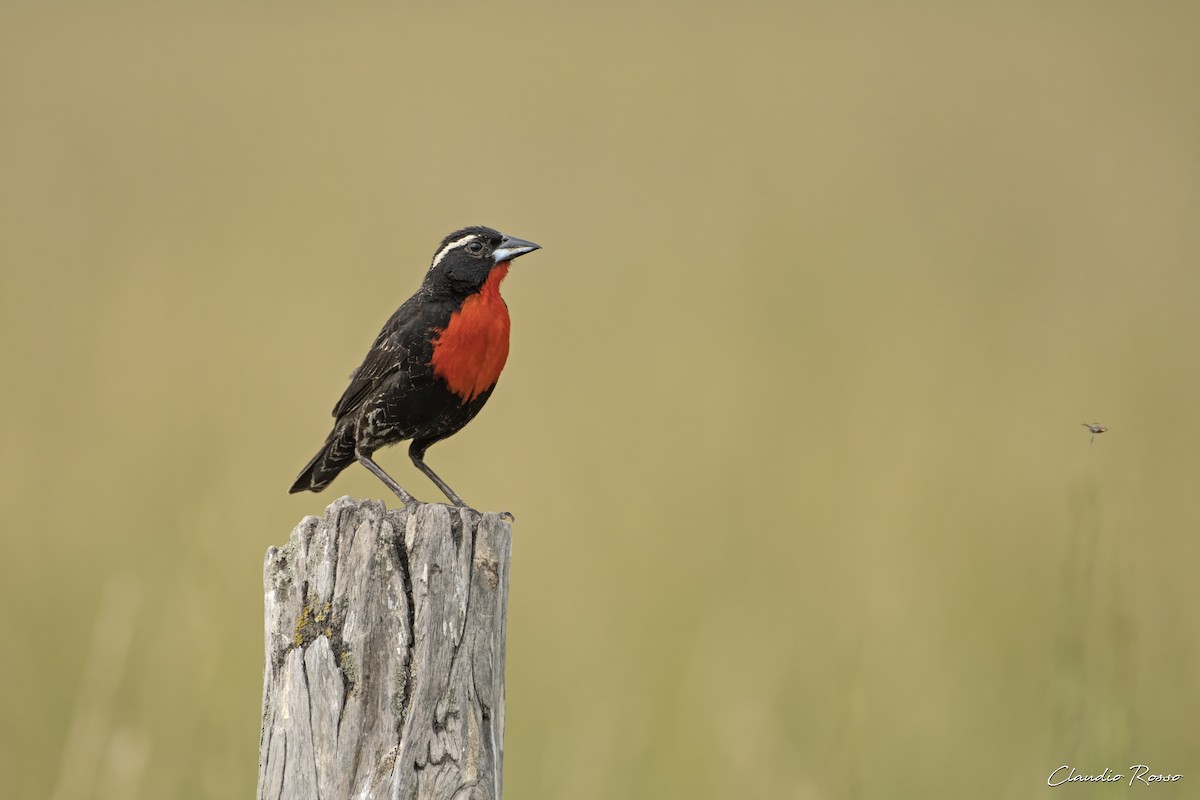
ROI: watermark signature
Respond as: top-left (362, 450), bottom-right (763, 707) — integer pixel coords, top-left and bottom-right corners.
top-left (1048, 765), bottom-right (1182, 787)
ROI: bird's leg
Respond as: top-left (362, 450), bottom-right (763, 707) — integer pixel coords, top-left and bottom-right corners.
top-left (357, 449), bottom-right (419, 509)
top-left (409, 441), bottom-right (468, 507)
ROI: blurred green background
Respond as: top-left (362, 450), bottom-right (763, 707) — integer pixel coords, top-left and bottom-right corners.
top-left (3, 2), bottom-right (1198, 798)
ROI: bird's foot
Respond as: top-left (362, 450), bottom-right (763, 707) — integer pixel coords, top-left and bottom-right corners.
top-left (443, 504), bottom-right (514, 524)
top-left (452, 503), bottom-right (514, 523)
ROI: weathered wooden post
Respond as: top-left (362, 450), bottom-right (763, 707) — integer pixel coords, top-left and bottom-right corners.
top-left (257, 496), bottom-right (512, 800)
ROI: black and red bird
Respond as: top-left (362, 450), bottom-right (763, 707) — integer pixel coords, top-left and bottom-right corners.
top-left (289, 226), bottom-right (541, 508)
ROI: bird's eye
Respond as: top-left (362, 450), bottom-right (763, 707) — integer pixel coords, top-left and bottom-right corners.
top-left (466, 241), bottom-right (485, 255)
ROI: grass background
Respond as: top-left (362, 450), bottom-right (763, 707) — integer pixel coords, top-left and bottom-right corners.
top-left (2, 2), bottom-right (1198, 798)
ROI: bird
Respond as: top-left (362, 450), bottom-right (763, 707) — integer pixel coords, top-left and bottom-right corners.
top-left (1081, 422), bottom-right (1108, 444)
top-left (290, 225), bottom-right (541, 509)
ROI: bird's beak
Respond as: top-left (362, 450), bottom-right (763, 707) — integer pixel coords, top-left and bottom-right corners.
top-left (493, 234), bottom-right (541, 264)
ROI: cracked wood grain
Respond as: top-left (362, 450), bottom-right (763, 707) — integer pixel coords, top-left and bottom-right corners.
top-left (257, 497), bottom-right (512, 800)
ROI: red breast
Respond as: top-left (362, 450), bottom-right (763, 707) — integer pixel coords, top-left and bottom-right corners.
top-left (430, 263), bottom-right (512, 401)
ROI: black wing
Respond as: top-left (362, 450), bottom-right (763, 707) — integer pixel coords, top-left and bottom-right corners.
top-left (331, 297), bottom-right (426, 419)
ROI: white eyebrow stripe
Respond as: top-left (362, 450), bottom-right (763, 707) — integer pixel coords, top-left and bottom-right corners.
top-left (430, 234), bottom-right (480, 268)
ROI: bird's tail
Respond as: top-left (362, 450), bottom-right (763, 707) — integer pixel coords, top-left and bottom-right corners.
top-left (289, 423), bottom-right (358, 494)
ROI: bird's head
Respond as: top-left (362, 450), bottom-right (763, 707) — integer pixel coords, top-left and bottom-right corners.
top-left (424, 226), bottom-right (540, 296)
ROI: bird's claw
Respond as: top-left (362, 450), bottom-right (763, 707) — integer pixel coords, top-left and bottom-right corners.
top-left (452, 504), bottom-right (514, 524)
